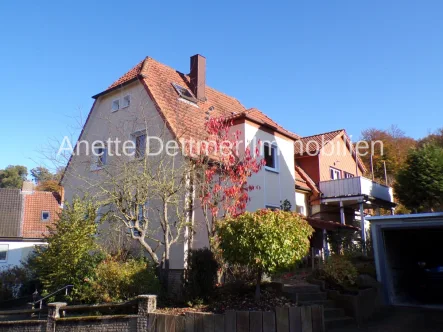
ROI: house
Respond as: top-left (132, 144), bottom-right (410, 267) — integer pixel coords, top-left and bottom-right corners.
top-left (61, 54), bottom-right (394, 278)
top-left (0, 182), bottom-right (61, 267)
top-left (293, 129), bottom-right (396, 250)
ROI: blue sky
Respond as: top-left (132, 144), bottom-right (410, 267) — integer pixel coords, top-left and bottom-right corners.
top-left (1, 0), bottom-right (442, 172)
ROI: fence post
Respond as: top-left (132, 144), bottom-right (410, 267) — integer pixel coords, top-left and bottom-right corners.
top-left (137, 295), bottom-right (157, 332)
top-left (46, 302), bottom-right (66, 332)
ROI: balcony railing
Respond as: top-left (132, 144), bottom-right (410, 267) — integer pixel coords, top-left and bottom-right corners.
top-left (319, 176), bottom-right (394, 203)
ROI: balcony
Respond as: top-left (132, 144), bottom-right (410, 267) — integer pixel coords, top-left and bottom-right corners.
top-left (319, 176), bottom-right (394, 204)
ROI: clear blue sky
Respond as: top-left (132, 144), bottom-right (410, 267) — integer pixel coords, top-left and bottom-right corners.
top-left (1, 0), bottom-right (443, 172)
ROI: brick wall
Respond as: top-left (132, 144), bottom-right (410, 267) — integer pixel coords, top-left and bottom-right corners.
top-left (55, 316), bottom-right (138, 332)
top-left (0, 320), bottom-right (46, 332)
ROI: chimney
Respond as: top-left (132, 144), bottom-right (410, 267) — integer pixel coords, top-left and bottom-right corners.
top-left (22, 181), bottom-right (35, 192)
top-left (189, 54), bottom-right (206, 101)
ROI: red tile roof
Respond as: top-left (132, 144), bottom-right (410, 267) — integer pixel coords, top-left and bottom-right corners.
top-left (23, 191), bottom-right (61, 239)
top-left (295, 165), bottom-right (319, 193)
top-left (108, 59), bottom-right (144, 89)
top-left (294, 129), bottom-right (344, 155)
top-left (101, 57), bottom-right (299, 143)
top-left (229, 108), bottom-right (300, 140)
top-left (294, 129), bottom-right (367, 173)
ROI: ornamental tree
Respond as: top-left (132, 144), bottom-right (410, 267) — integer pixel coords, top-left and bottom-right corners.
top-left (193, 117), bottom-right (265, 249)
top-left (216, 209), bottom-right (314, 300)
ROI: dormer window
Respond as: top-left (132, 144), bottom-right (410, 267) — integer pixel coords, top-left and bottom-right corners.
top-left (172, 83), bottom-right (197, 103)
top-left (41, 211), bottom-right (50, 221)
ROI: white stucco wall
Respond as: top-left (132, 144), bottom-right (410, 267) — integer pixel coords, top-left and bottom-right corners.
top-left (62, 81), bottom-right (186, 269)
top-left (0, 241), bottom-right (44, 268)
top-left (244, 121), bottom-right (296, 211)
top-left (295, 191), bottom-right (308, 216)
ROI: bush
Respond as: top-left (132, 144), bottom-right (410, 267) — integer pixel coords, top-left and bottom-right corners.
top-left (185, 248), bottom-right (219, 302)
top-left (87, 256), bottom-right (160, 303)
top-left (217, 209), bottom-right (314, 300)
top-left (0, 265), bottom-right (34, 301)
top-left (322, 255), bottom-right (358, 289)
top-left (24, 196), bottom-right (104, 303)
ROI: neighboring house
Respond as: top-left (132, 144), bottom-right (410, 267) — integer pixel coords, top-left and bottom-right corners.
top-left (0, 183), bottom-right (61, 267)
top-left (294, 129), bottom-right (395, 252)
top-left (61, 54), bottom-right (394, 275)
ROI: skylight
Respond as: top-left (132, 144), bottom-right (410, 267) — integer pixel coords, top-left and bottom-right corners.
top-left (172, 83), bottom-right (197, 103)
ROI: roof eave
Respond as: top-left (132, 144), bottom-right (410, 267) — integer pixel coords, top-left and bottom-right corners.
top-left (92, 76), bottom-right (140, 99)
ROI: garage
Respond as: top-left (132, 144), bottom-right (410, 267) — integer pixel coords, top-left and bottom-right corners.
top-left (369, 213), bottom-right (443, 308)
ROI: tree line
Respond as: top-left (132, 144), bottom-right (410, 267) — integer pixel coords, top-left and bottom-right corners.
top-left (359, 126), bottom-right (443, 213)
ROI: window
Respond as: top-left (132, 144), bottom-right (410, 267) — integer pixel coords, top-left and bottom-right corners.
top-left (0, 245), bottom-right (8, 261)
top-left (129, 203), bottom-right (148, 237)
top-left (296, 205), bottom-right (305, 215)
top-left (91, 145), bottom-right (107, 170)
top-left (95, 146), bottom-right (107, 166)
top-left (122, 95), bottom-right (130, 108)
top-left (41, 211), bottom-right (50, 221)
top-left (344, 172), bottom-right (354, 179)
top-left (135, 134), bottom-right (147, 158)
top-left (264, 143), bottom-right (278, 171)
top-left (112, 99), bottom-right (120, 112)
top-left (172, 83), bottom-right (197, 103)
top-left (330, 167), bottom-right (341, 180)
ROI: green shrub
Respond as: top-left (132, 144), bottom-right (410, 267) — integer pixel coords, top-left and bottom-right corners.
top-left (0, 265), bottom-right (34, 301)
top-left (323, 255), bottom-right (358, 288)
top-left (89, 256), bottom-right (160, 303)
top-left (217, 209), bottom-right (314, 300)
top-left (185, 248), bottom-right (219, 302)
top-left (24, 196), bottom-right (105, 303)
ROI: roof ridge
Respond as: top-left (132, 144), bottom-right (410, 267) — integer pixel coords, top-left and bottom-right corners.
top-left (298, 129), bottom-right (344, 140)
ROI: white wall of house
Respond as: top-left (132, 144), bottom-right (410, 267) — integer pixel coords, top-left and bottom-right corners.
top-left (243, 121), bottom-right (296, 211)
top-left (62, 81), bottom-right (186, 270)
top-left (295, 191), bottom-right (308, 216)
top-left (0, 241), bottom-right (44, 268)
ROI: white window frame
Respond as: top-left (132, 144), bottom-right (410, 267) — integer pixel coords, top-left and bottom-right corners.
top-left (264, 143), bottom-right (279, 173)
top-left (90, 145), bottom-right (107, 171)
top-left (122, 95), bottom-right (130, 108)
top-left (296, 205), bottom-right (305, 215)
top-left (112, 99), bottom-right (120, 112)
top-left (41, 211), bottom-right (50, 221)
top-left (130, 130), bottom-right (148, 159)
top-left (330, 167), bottom-right (341, 180)
top-left (0, 244), bottom-right (8, 262)
top-left (344, 172), bottom-right (354, 179)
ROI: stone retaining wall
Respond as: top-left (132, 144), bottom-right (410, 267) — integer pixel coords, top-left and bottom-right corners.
top-left (0, 295), bottom-right (325, 332)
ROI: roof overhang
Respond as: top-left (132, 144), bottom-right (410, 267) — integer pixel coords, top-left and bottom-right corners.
top-left (305, 217), bottom-right (359, 231)
top-left (92, 76), bottom-right (140, 99)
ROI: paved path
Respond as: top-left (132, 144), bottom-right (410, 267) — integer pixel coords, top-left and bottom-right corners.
top-left (329, 306), bottom-right (443, 332)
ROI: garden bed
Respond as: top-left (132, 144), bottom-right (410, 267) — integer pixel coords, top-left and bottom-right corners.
top-left (156, 283), bottom-right (296, 315)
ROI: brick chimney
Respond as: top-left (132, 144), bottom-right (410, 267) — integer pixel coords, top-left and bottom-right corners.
top-left (189, 54), bottom-right (206, 101)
